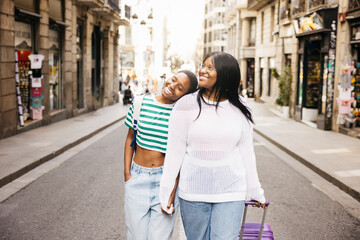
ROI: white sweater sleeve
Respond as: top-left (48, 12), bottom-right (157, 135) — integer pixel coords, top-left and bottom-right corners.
top-left (239, 122), bottom-right (266, 204)
top-left (159, 98), bottom-right (190, 207)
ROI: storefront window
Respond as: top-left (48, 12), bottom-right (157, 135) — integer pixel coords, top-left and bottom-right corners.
top-left (15, 21), bottom-right (33, 123)
top-left (76, 23), bottom-right (84, 109)
top-left (351, 47), bottom-right (360, 127)
top-left (305, 41), bottom-right (321, 108)
top-left (246, 59), bottom-right (255, 98)
top-left (49, 28), bottom-right (63, 111)
top-left (297, 55), bottom-right (303, 105)
top-left (321, 55), bottom-right (328, 114)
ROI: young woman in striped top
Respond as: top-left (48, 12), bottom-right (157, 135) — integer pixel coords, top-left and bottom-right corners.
top-left (159, 52), bottom-right (266, 240)
top-left (123, 70), bottom-right (197, 240)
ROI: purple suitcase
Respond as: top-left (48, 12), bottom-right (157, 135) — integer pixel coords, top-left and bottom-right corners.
top-left (239, 200), bottom-right (274, 240)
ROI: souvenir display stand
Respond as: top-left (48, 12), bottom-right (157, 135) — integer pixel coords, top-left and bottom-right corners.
top-left (29, 54), bottom-right (45, 120)
top-left (15, 52), bottom-right (45, 125)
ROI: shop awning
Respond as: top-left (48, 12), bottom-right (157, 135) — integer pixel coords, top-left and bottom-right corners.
top-left (296, 28), bottom-right (331, 38)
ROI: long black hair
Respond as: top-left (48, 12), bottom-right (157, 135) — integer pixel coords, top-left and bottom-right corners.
top-left (197, 52), bottom-right (253, 123)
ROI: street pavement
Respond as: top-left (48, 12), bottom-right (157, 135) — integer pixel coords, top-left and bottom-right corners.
top-left (1, 121), bottom-right (359, 240)
top-left (0, 95), bottom-right (359, 217)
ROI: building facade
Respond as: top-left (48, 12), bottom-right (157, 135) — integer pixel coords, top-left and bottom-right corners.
top-left (337, 0), bottom-right (360, 134)
top-left (225, 0), bottom-right (258, 97)
top-left (222, 0), bottom-right (359, 135)
top-left (0, 0), bottom-right (129, 139)
top-left (248, 0), bottom-right (283, 103)
top-left (203, 0), bottom-right (228, 56)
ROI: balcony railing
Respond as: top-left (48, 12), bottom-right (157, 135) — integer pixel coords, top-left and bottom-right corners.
top-left (248, 0), bottom-right (256, 6)
top-left (280, 6), bottom-right (291, 20)
top-left (77, 0), bottom-right (104, 8)
top-left (108, 0), bottom-right (120, 13)
top-left (292, 0), bottom-right (306, 16)
top-left (349, 0), bottom-right (360, 11)
top-left (248, 0), bottom-right (273, 11)
top-left (309, 0), bottom-right (325, 9)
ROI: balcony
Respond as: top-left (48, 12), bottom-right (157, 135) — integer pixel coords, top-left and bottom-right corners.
top-left (248, 0), bottom-right (274, 11)
top-left (349, 0), bottom-right (360, 11)
top-left (77, 0), bottom-right (104, 8)
top-left (92, 0), bottom-right (129, 25)
top-left (108, 0), bottom-right (120, 14)
top-left (292, 0), bottom-right (306, 16)
top-left (309, 0), bottom-right (325, 10)
top-left (280, 6), bottom-right (290, 20)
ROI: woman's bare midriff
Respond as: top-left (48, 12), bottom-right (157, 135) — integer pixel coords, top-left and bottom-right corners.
top-left (133, 145), bottom-right (165, 167)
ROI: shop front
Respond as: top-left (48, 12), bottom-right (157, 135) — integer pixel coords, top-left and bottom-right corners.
top-left (294, 7), bottom-right (338, 130)
top-left (14, 1), bottom-right (42, 126)
top-left (246, 58), bottom-right (255, 98)
top-left (344, 8), bottom-right (360, 132)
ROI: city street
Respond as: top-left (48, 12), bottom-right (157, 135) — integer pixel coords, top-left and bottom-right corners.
top-left (0, 120), bottom-right (359, 240)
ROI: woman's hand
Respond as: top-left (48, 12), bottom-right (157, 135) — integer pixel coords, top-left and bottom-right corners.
top-left (161, 183), bottom-right (177, 216)
top-left (251, 201), bottom-right (266, 209)
top-left (124, 173), bottom-right (132, 182)
top-left (161, 192), bottom-right (175, 216)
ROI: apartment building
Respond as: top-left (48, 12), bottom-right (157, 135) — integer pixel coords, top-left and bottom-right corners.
top-left (225, 0), bottom-right (257, 97)
top-left (0, 0), bottom-right (129, 139)
top-left (203, 0), bottom-right (228, 56)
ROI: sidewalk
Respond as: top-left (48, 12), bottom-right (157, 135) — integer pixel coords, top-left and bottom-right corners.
top-left (0, 100), bottom-right (130, 189)
top-left (0, 97), bottom-right (359, 204)
top-left (248, 100), bottom-right (360, 202)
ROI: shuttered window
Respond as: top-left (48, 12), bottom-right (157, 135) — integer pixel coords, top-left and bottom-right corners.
top-left (49, 0), bottom-right (63, 21)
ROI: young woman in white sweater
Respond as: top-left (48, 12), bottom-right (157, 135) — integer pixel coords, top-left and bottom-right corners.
top-left (159, 52), bottom-right (266, 240)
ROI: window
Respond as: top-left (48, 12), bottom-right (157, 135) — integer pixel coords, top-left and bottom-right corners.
top-left (309, 0), bottom-right (324, 10)
top-left (49, 28), bottom-right (63, 111)
top-left (15, 0), bottom-right (37, 12)
top-left (125, 26), bottom-right (132, 45)
top-left (261, 12), bottom-right (264, 44)
top-left (349, 0), bottom-right (360, 10)
top-left (49, 0), bottom-right (64, 21)
top-left (249, 18), bottom-right (256, 46)
top-left (292, 0), bottom-right (305, 16)
top-left (270, 6), bottom-right (275, 42)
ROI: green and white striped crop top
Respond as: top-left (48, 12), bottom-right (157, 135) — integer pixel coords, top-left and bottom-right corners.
top-left (125, 94), bottom-right (175, 153)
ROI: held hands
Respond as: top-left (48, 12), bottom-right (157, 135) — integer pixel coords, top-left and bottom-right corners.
top-left (161, 190), bottom-right (176, 216)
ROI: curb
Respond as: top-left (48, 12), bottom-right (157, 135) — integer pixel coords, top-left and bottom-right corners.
top-left (254, 128), bottom-right (360, 203)
top-left (0, 115), bottom-right (127, 188)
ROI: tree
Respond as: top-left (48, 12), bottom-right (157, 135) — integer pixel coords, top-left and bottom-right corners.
top-left (273, 67), bottom-right (292, 106)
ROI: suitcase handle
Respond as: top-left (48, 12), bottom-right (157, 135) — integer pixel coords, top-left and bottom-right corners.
top-left (239, 200), bottom-right (269, 240)
top-left (245, 200), bottom-right (270, 206)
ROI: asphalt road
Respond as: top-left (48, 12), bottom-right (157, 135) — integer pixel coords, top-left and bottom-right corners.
top-left (0, 122), bottom-right (359, 240)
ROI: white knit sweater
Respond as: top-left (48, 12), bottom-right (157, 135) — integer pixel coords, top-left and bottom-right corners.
top-left (159, 93), bottom-right (265, 206)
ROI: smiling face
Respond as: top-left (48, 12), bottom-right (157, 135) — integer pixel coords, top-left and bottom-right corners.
top-left (161, 72), bottom-right (191, 102)
top-left (198, 57), bottom-right (217, 91)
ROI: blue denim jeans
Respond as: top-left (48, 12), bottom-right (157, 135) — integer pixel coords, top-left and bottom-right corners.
top-left (124, 162), bottom-right (179, 240)
top-left (179, 198), bottom-right (245, 240)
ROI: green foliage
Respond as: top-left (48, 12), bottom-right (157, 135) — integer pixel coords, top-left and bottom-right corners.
top-left (271, 68), bottom-right (280, 79)
top-left (274, 67), bottom-right (292, 106)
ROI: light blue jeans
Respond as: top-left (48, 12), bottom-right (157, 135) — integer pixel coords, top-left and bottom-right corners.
top-left (124, 162), bottom-right (179, 240)
top-left (179, 198), bottom-right (245, 240)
